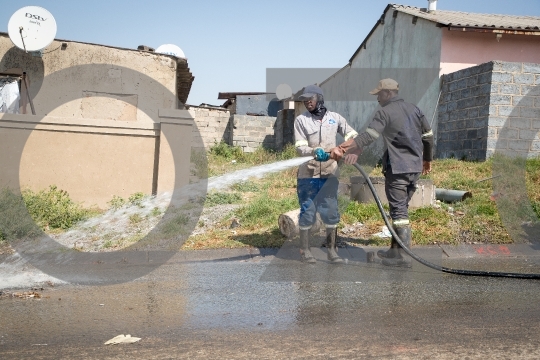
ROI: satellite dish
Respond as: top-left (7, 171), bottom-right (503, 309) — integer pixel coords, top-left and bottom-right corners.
top-left (155, 44), bottom-right (186, 59)
top-left (8, 6), bottom-right (57, 52)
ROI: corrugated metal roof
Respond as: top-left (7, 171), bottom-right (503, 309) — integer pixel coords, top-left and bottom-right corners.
top-left (392, 4), bottom-right (540, 30)
top-left (218, 92), bottom-right (273, 99)
top-left (349, 4), bottom-right (540, 63)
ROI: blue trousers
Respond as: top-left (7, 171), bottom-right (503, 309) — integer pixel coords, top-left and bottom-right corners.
top-left (297, 177), bottom-right (340, 228)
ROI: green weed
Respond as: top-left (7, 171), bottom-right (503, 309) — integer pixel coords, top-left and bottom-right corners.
top-left (128, 192), bottom-right (146, 207)
top-left (22, 185), bottom-right (90, 230)
top-left (108, 195), bottom-right (126, 210)
top-left (205, 192), bottom-right (242, 207)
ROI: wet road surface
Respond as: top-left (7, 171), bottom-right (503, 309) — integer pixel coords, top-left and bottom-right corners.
top-left (2, 247), bottom-right (540, 359)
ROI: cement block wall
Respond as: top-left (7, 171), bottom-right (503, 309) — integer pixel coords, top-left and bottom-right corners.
top-left (191, 108), bottom-right (292, 153)
top-left (486, 61), bottom-right (540, 159)
top-left (436, 62), bottom-right (492, 160)
top-left (191, 107), bottom-right (232, 150)
top-left (437, 61), bottom-right (540, 160)
top-left (231, 115), bottom-right (277, 152)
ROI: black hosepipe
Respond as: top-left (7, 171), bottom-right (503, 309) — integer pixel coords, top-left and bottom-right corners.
top-left (352, 163), bottom-right (540, 279)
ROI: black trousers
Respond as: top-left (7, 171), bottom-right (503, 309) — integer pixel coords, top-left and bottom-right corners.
top-left (384, 170), bottom-right (420, 221)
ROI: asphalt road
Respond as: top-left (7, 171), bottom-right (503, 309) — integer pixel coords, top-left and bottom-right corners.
top-left (2, 246), bottom-right (540, 359)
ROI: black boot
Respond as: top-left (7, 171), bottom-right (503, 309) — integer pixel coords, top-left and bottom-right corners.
top-left (377, 230), bottom-right (399, 259)
top-left (299, 228), bottom-right (316, 263)
top-left (326, 227), bottom-right (343, 264)
top-left (382, 225), bottom-right (412, 268)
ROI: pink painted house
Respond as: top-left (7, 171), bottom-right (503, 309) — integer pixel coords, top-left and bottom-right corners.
top-left (393, 3), bottom-right (540, 75)
top-left (321, 2), bottom-right (540, 143)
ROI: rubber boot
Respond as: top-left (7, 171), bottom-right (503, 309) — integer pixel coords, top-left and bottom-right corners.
top-left (326, 227), bottom-right (344, 264)
top-left (377, 231), bottom-right (399, 259)
top-left (299, 229), bottom-right (316, 263)
top-left (382, 225), bottom-right (412, 268)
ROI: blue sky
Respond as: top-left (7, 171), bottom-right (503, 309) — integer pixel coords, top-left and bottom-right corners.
top-left (2, 1), bottom-right (539, 105)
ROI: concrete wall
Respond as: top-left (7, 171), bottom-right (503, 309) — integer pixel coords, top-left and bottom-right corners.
top-left (436, 61), bottom-right (540, 160)
top-left (0, 34), bottom-right (197, 208)
top-left (440, 30), bottom-right (540, 76)
top-left (191, 107), bottom-right (232, 150)
top-left (0, 110), bottom-right (194, 208)
top-left (321, 11), bottom-right (442, 143)
top-left (0, 34), bottom-right (178, 124)
top-left (231, 115), bottom-right (277, 152)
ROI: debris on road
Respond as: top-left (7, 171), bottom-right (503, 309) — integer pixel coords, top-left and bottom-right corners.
top-left (0, 290), bottom-right (45, 299)
top-left (104, 334), bottom-right (141, 345)
top-left (372, 226), bottom-right (392, 238)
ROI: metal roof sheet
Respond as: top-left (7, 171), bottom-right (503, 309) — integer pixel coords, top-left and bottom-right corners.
top-left (392, 4), bottom-right (540, 30)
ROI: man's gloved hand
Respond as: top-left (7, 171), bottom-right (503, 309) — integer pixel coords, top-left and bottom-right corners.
top-left (313, 147), bottom-right (330, 162)
top-left (330, 138), bottom-right (362, 162)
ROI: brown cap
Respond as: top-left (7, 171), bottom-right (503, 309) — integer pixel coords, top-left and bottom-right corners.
top-left (369, 78), bottom-right (399, 95)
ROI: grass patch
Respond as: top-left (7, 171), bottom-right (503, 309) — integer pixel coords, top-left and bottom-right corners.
top-left (208, 142), bottom-right (297, 176)
top-left (205, 191), bottom-right (242, 207)
top-left (230, 180), bottom-right (260, 192)
top-left (235, 194), bottom-right (298, 228)
top-left (160, 213), bottom-right (190, 237)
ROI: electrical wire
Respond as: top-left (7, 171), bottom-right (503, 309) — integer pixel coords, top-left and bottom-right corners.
top-left (353, 162), bottom-right (540, 279)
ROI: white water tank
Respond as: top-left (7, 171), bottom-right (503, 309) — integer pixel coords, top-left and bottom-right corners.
top-left (155, 44), bottom-right (186, 59)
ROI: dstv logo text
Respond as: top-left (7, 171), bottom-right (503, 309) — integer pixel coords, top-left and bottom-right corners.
top-left (25, 13), bottom-right (47, 21)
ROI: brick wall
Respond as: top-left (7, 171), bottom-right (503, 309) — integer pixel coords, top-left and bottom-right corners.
top-left (437, 61), bottom-right (540, 160)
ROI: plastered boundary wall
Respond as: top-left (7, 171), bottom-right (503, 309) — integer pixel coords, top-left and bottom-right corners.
top-left (0, 109), bottom-right (194, 208)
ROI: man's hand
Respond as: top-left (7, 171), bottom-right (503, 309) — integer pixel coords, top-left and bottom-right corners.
top-left (343, 146), bottom-right (363, 164)
top-left (330, 147), bottom-right (344, 161)
top-left (343, 153), bottom-right (358, 165)
top-left (330, 138), bottom-right (361, 162)
top-left (422, 161), bottom-right (432, 175)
